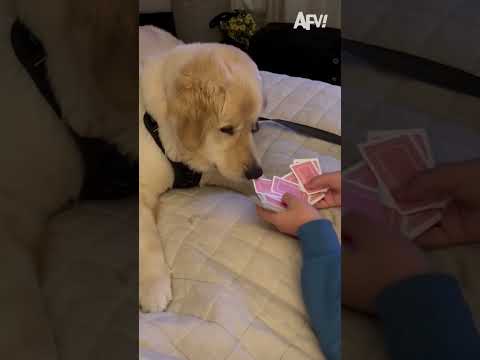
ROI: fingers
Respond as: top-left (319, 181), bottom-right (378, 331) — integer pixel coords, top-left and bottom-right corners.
top-left (314, 199), bottom-right (330, 209)
top-left (305, 171), bottom-right (340, 191)
top-left (395, 161), bottom-right (479, 202)
top-left (395, 168), bottom-right (452, 202)
top-left (255, 205), bottom-right (277, 223)
top-left (281, 192), bottom-right (303, 208)
top-left (414, 226), bottom-right (451, 249)
top-left (414, 204), bottom-right (468, 249)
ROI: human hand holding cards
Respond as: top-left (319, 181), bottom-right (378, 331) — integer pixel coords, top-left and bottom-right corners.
top-left (255, 192), bottom-right (322, 236)
top-left (252, 158), bottom-right (328, 212)
top-left (344, 128), bottom-right (449, 240)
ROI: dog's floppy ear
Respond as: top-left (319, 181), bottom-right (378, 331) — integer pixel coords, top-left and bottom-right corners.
top-left (172, 69), bottom-right (226, 151)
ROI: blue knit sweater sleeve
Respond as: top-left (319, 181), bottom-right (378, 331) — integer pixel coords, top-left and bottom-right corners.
top-left (375, 273), bottom-right (480, 360)
top-left (297, 219), bottom-right (341, 360)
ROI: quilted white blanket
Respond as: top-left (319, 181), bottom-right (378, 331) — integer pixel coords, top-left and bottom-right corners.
top-left (139, 71), bottom-right (341, 360)
top-left (40, 57), bottom-right (480, 360)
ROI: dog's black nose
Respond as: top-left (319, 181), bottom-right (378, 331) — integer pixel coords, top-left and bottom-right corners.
top-left (245, 165), bottom-right (263, 180)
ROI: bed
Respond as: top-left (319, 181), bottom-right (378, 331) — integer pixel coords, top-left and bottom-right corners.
top-left (42, 70), bottom-right (341, 360)
top-left (138, 71), bottom-right (341, 360)
top-left (43, 61), bottom-right (480, 360)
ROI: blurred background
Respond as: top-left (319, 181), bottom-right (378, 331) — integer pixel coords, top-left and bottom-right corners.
top-left (139, 0), bottom-right (342, 84)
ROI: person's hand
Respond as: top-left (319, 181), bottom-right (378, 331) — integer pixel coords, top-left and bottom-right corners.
top-left (256, 193), bottom-right (321, 236)
top-left (395, 160), bottom-right (480, 249)
top-left (342, 213), bottom-right (429, 314)
top-left (304, 171), bottom-right (341, 209)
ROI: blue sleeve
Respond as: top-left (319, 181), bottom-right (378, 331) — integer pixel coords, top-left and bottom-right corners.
top-left (297, 219), bottom-right (341, 360)
top-left (375, 273), bottom-right (480, 360)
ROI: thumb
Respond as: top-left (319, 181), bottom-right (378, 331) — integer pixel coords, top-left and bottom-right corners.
top-left (395, 166), bottom-right (455, 202)
top-left (305, 172), bottom-right (337, 190)
top-left (282, 192), bottom-right (302, 208)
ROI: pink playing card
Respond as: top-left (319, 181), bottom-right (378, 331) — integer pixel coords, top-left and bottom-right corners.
top-left (343, 182), bottom-right (385, 222)
top-left (271, 176), bottom-right (307, 200)
top-left (282, 172), bottom-right (299, 184)
top-left (359, 135), bottom-right (442, 214)
top-left (263, 194), bottom-right (286, 210)
top-left (308, 192), bottom-right (326, 205)
top-left (253, 177), bottom-right (273, 194)
top-left (343, 161), bottom-right (378, 191)
top-left (360, 134), bottom-right (427, 190)
top-left (343, 182), bottom-right (404, 235)
top-left (367, 130), bottom-right (433, 166)
top-left (402, 209), bottom-right (442, 239)
top-left (293, 158), bottom-right (321, 172)
top-left (290, 160), bottom-right (325, 195)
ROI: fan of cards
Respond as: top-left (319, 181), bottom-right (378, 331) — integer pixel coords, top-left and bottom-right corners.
top-left (252, 158), bottom-right (328, 212)
top-left (344, 129), bottom-right (448, 240)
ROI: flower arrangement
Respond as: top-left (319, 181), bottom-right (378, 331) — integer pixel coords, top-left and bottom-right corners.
top-left (210, 10), bottom-right (257, 49)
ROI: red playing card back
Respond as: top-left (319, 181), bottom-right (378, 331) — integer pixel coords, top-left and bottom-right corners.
top-left (282, 172), bottom-right (299, 184)
top-left (271, 176), bottom-right (307, 200)
top-left (344, 162), bottom-right (378, 190)
top-left (343, 182), bottom-right (386, 223)
top-left (360, 134), bottom-right (428, 191)
top-left (253, 177), bottom-right (273, 194)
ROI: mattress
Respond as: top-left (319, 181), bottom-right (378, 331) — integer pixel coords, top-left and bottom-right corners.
top-left (139, 71), bottom-right (341, 360)
top-left (40, 70), bottom-right (340, 360)
top-left (39, 41), bottom-right (480, 360)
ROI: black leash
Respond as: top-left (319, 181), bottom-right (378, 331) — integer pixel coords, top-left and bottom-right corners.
top-left (258, 117), bottom-right (342, 145)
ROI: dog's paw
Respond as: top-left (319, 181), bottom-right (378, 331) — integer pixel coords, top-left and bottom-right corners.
top-left (139, 275), bottom-right (172, 312)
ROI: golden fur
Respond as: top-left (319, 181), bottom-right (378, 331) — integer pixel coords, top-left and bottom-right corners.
top-left (139, 26), bottom-right (264, 311)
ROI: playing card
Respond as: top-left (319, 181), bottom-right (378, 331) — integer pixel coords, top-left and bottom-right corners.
top-left (359, 134), bottom-right (443, 214)
top-left (282, 172), bottom-right (299, 184)
top-left (308, 192), bottom-right (326, 205)
top-left (343, 181), bottom-right (388, 223)
top-left (262, 194), bottom-right (286, 211)
top-left (251, 194), bottom-right (284, 212)
top-left (271, 176), bottom-right (307, 200)
top-left (401, 209), bottom-right (443, 239)
top-left (367, 129), bottom-right (434, 166)
top-left (293, 158), bottom-right (321, 172)
top-left (343, 161), bottom-right (378, 191)
top-left (290, 160), bottom-right (326, 195)
top-left (252, 177), bottom-right (273, 194)
top-left (344, 182), bottom-right (405, 234)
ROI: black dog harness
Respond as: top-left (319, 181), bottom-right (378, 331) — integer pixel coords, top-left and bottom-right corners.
top-left (143, 112), bottom-right (342, 190)
top-left (143, 113), bottom-right (203, 188)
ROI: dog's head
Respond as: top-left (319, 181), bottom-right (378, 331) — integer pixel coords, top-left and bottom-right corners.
top-left (166, 44), bottom-right (264, 181)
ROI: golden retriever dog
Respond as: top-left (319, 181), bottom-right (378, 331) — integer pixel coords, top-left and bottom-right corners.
top-left (139, 25), bottom-right (264, 312)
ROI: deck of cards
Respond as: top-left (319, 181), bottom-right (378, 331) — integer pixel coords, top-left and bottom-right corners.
top-left (252, 158), bottom-right (328, 212)
top-left (345, 129), bottom-right (447, 239)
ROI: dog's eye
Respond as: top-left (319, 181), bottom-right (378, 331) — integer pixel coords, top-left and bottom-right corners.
top-left (252, 122), bottom-right (260, 133)
top-left (220, 126), bottom-right (235, 135)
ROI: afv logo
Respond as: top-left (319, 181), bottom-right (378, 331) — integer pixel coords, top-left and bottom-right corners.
top-left (293, 12), bottom-right (328, 30)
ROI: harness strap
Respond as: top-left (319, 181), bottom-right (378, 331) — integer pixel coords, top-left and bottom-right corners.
top-left (143, 113), bottom-right (202, 188)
